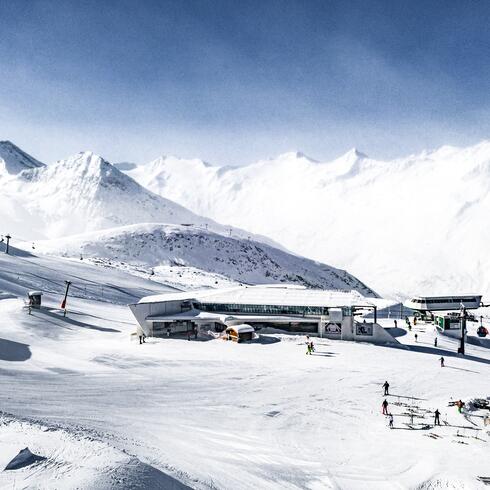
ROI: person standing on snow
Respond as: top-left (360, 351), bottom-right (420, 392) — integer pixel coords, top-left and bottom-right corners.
top-left (382, 399), bottom-right (389, 415)
top-left (434, 337), bottom-right (438, 347)
top-left (305, 336), bottom-right (313, 355)
top-left (394, 319), bottom-right (398, 328)
top-left (439, 356), bottom-right (445, 367)
top-left (414, 333), bottom-right (418, 342)
top-left (456, 400), bottom-right (465, 413)
top-left (434, 409), bottom-right (441, 426)
top-left (137, 326), bottom-right (146, 345)
top-left (383, 381), bottom-right (390, 396)
top-left (388, 413), bottom-right (394, 429)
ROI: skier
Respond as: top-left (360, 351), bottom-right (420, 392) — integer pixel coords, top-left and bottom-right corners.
top-left (382, 399), bottom-right (389, 415)
top-left (310, 340), bottom-right (315, 353)
top-left (434, 409), bottom-right (441, 426)
top-left (456, 400), bottom-right (464, 414)
top-left (388, 413), bottom-right (394, 429)
top-left (439, 356), bottom-right (445, 367)
top-left (305, 336), bottom-right (313, 355)
top-left (137, 326), bottom-right (146, 345)
top-left (394, 319), bottom-right (398, 328)
top-left (414, 317), bottom-right (417, 326)
top-left (383, 380), bottom-right (390, 396)
top-left (434, 337), bottom-right (438, 347)
top-left (414, 333), bottom-right (418, 342)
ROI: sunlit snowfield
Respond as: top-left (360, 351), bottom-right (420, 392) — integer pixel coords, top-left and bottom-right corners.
top-left (0, 252), bottom-right (489, 489)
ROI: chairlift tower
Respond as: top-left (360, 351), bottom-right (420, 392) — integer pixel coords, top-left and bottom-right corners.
top-left (459, 306), bottom-right (466, 355)
top-left (5, 234), bottom-right (11, 254)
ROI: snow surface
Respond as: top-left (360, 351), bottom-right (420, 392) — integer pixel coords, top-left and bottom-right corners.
top-left (0, 249), bottom-right (489, 489)
top-left (124, 141), bottom-right (490, 298)
top-left (30, 223), bottom-right (377, 296)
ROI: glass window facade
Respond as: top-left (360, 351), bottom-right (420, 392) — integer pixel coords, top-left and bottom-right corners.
top-left (197, 302), bottom-right (351, 317)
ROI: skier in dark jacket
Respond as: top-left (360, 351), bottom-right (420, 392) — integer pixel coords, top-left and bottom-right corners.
top-left (434, 409), bottom-right (441, 426)
top-left (439, 356), bottom-right (445, 367)
top-left (434, 337), bottom-right (438, 347)
top-left (382, 399), bottom-right (389, 415)
top-left (383, 381), bottom-right (390, 396)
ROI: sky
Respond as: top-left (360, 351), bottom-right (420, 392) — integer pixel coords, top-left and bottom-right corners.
top-left (1, 0), bottom-right (490, 166)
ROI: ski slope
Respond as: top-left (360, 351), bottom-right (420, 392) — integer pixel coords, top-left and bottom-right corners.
top-left (0, 249), bottom-right (489, 489)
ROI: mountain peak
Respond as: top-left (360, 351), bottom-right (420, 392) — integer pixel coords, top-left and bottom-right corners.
top-left (58, 151), bottom-right (112, 171)
top-left (0, 140), bottom-right (45, 175)
top-left (344, 148), bottom-right (368, 160)
top-left (275, 151), bottom-right (318, 163)
top-left (153, 154), bottom-right (211, 167)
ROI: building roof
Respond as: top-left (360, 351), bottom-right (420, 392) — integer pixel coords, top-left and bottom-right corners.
top-left (138, 284), bottom-right (377, 308)
top-left (226, 324), bottom-right (255, 333)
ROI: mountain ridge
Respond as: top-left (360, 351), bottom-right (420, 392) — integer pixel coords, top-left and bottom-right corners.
top-left (122, 139), bottom-right (490, 298)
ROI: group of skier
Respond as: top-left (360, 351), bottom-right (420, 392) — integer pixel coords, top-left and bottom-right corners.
top-left (381, 380), bottom-right (443, 428)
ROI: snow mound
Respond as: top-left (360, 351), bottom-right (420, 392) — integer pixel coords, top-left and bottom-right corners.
top-left (0, 415), bottom-right (190, 489)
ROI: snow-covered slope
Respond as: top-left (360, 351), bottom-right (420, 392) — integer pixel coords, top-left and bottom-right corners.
top-left (0, 140), bottom-right (45, 176)
top-left (33, 223), bottom-right (378, 296)
top-left (125, 142), bottom-right (490, 298)
top-left (0, 249), bottom-right (489, 489)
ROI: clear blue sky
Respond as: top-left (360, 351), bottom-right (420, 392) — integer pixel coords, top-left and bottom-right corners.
top-left (1, 0), bottom-right (489, 165)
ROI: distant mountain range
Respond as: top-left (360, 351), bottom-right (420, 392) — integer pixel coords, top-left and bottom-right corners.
top-left (0, 141), bottom-right (377, 295)
top-left (120, 141), bottom-right (490, 298)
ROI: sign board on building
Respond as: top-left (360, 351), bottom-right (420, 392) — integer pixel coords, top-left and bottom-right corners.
top-left (356, 322), bottom-right (373, 336)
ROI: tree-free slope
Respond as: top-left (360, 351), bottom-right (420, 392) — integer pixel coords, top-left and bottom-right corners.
top-left (33, 223), bottom-right (378, 295)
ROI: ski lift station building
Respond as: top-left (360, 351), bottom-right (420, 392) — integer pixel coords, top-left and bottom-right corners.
top-left (129, 284), bottom-right (397, 344)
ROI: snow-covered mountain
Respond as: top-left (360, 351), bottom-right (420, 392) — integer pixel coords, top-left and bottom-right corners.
top-left (33, 223), bottom-right (378, 296)
top-left (0, 143), bottom-right (377, 295)
top-left (0, 140), bottom-right (45, 176)
top-left (124, 142), bottom-right (490, 298)
top-left (0, 148), bottom-right (273, 247)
